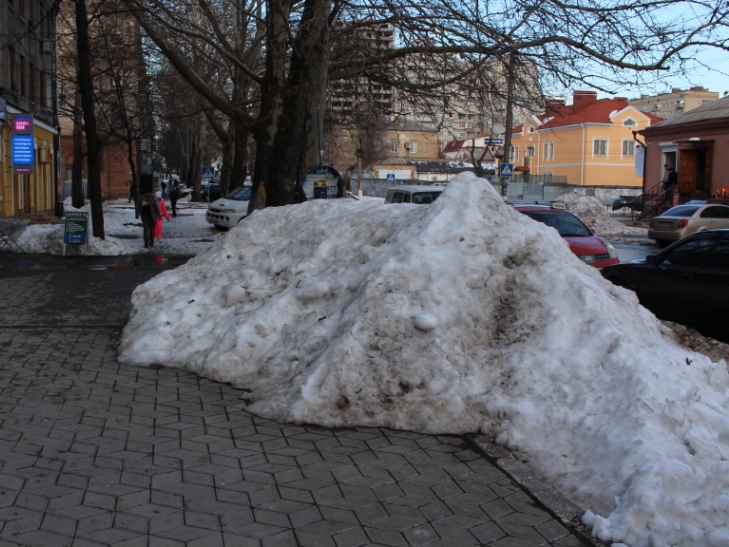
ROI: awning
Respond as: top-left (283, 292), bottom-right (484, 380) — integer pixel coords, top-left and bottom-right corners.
top-left (514, 166), bottom-right (530, 172)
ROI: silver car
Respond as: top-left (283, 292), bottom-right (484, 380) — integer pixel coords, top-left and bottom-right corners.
top-left (648, 204), bottom-right (729, 247)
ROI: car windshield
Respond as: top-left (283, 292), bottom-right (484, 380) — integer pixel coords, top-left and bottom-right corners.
top-left (224, 186), bottom-right (252, 201)
top-left (662, 205), bottom-right (700, 217)
top-left (524, 211), bottom-right (592, 237)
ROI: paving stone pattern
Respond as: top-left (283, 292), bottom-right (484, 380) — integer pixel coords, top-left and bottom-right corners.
top-left (0, 255), bottom-right (589, 546)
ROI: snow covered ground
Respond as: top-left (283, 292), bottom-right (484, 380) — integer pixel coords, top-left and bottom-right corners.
top-left (16, 199), bottom-right (217, 256)
top-left (113, 173), bottom-right (729, 547)
top-left (11, 178), bottom-right (729, 546)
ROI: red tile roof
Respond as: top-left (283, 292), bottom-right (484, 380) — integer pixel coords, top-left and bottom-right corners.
top-left (538, 98), bottom-right (663, 129)
top-left (443, 140), bottom-right (466, 152)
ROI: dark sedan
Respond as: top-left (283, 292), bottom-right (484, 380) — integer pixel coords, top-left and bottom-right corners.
top-left (601, 230), bottom-right (729, 342)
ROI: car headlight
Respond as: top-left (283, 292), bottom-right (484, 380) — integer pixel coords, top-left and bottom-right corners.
top-left (222, 209), bottom-right (236, 213)
top-left (605, 241), bottom-right (617, 259)
top-left (578, 255), bottom-right (596, 264)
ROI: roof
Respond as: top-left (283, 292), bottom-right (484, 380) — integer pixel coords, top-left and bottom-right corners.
top-left (641, 94), bottom-right (729, 130)
top-left (537, 98), bottom-right (662, 130)
top-left (443, 140), bottom-right (465, 152)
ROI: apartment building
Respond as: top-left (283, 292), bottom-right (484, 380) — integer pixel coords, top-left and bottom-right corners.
top-left (630, 87), bottom-right (719, 120)
top-left (0, 0), bottom-right (59, 218)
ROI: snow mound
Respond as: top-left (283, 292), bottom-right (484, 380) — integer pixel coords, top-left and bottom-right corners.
top-left (119, 173), bottom-right (729, 547)
top-left (558, 193), bottom-right (645, 236)
top-left (18, 223), bottom-right (138, 255)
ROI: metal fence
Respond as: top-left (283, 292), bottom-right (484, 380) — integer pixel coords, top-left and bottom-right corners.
top-left (349, 178), bottom-right (574, 201)
top-left (59, 181), bottom-right (88, 201)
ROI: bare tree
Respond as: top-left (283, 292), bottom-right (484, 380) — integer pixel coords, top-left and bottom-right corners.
top-left (119, 0), bottom-right (729, 211)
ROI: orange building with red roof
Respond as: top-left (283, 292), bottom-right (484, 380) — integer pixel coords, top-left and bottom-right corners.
top-left (509, 91), bottom-right (663, 186)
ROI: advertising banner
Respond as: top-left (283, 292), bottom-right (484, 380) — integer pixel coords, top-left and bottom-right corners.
top-left (64, 212), bottom-right (89, 244)
top-left (12, 135), bottom-right (35, 174)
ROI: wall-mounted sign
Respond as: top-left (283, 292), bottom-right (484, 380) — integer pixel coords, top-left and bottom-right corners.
top-left (12, 135), bottom-right (35, 174)
top-left (13, 114), bottom-right (34, 135)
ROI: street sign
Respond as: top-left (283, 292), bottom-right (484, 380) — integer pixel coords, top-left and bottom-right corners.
top-left (202, 166), bottom-right (215, 182)
top-left (64, 212), bottom-right (89, 244)
top-left (499, 163), bottom-right (514, 177)
top-left (12, 135), bottom-right (35, 174)
top-left (386, 173), bottom-right (396, 182)
top-left (483, 138), bottom-right (503, 146)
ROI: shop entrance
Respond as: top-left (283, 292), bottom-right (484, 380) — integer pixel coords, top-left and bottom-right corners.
top-left (678, 142), bottom-right (714, 200)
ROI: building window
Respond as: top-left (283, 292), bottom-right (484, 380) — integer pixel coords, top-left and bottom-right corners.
top-left (623, 119), bottom-right (636, 126)
top-left (542, 172), bottom-right (553, 182)
top-left (526, 146), bottom-right (535, 157)
top-left (622, 140), bottom-right (636, 157)
top-left (458, 132), bottom-right (466, 137)
top-left (9, 47), bottom-right (17, 92)
top-left (390, 141), bottom-right (398, 152)
top-left (529, 126), bottom-right (535, 133)
top-left (408, 142), bottom-right (418, 154)
top-left (543, 141), bottom-right (554, 161)
top-left (39, 70), bottom-right (46, 105)
top-left (593, 139), bottom-right (608, 156)
top-left (29, 63), bottom-right (36, 102)
top-left (511, 146), bottom-right (519, 161)
top-left (19, 55), bottom-right (26, 96)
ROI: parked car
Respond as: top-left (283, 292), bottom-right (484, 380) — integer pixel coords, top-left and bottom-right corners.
top-left (601, 230), bottom-right (729, 342)
top-left (384, 186), bottom-right (444, 204)
top-left (648, 203), bottom-right (729, 247)
top-left (512, 203), bottom-right (619, 268)
top-left (206, 185), bottom-right (252, 229)
top-left (201, 183), bottom-right (222, 201)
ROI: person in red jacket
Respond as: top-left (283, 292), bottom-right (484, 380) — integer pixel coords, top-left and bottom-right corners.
top-left (154, 192), bottom-right (171, 241)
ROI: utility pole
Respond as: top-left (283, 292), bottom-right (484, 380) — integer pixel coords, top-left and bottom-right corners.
top-left (356, 138), bottom-right (364, 198)
top-left (501, 51), bottom-right (516, 198)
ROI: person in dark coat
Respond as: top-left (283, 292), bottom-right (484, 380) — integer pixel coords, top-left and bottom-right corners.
top-left (136, 191), bottom-right (161, 248)
top-left (665, 167), bottom-right (678, 204)
top-left (169, 183), bottom-right (180, 217)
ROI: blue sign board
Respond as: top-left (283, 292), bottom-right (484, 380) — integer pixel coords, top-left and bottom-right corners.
top-left (483, 138), bottom-right (503, 146)
top-left (202, 166), bottom-right (215, 181)
top-left (499, 163), bottom-right (514, 177)
top-left (386, 173), bottom-right (396, 182)
top-left (12, 135), bottom-right (35, 174)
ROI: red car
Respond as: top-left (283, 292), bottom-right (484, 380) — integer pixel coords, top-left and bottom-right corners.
top-left (512, 203), bottom-right (619, 268)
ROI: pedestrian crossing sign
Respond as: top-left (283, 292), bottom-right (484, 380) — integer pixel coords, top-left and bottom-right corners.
top-left (499, 163), bottom-right (514, 177)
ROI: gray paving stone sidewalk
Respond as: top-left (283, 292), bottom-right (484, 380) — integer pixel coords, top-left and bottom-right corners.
top-left (0, 254), bottom-right (590, 546)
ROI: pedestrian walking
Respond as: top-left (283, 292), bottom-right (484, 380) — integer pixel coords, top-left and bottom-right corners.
top-left (154, 192), bottom-right (171, 240)
top-left (136, 190), bottom-right (161, 248)
top-left (169, 183), bottom-right (180, 217)
top-left (128, 180), bottom-right (138, 203)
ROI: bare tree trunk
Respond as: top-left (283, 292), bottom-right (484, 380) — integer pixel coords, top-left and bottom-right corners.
top-left (249, 0), bottom-right (292, 213)
top-left (74, 0), bottom-right (104, 238)
top-left (72, 92), bottom-right (85, 208)
top-left (267, 0), bottom-right (333, 207)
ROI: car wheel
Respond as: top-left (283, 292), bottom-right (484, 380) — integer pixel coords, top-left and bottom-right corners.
top-left (656, 240), bottom-right (671, 248)
top-left (213, 224), bottom-right (224, 230)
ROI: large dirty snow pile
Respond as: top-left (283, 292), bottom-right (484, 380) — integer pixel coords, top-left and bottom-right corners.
top-left (119, 173), bottom-right (729, 547)
top-left (558, 193), bottom-right (645, 237)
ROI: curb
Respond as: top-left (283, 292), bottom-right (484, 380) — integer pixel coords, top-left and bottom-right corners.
top-left (469, 435), bottom-right (605, 547)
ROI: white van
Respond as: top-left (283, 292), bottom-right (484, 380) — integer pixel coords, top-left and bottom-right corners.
top-left (384, 186), bottom-right (444, 204)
